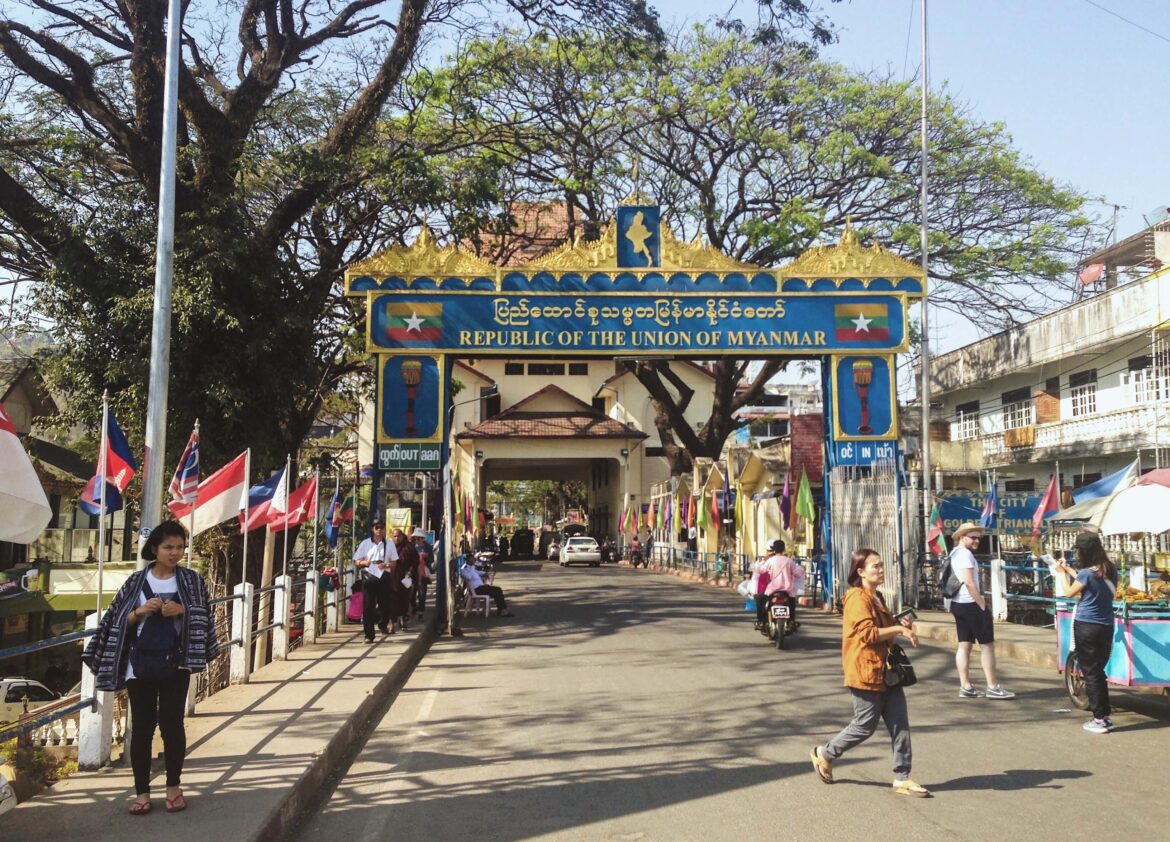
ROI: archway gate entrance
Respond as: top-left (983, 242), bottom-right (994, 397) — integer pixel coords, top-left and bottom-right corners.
top-left (345, 200), bottom-right (925, 620)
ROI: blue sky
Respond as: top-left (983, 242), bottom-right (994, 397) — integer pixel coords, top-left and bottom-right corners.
top-left (667, 0), bottom-right (1170, 240)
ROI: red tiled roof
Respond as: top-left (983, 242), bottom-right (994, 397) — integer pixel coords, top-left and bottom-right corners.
top-left (456, 412), bottom-right (649, 440)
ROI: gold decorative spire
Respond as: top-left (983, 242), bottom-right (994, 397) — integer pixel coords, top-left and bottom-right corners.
top-left (777, 219), bottom-right (924, 280)
top-left (345, 223), bottom-right (498, 284)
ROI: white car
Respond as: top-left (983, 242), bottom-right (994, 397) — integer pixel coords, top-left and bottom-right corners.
top-left (0, 677), bottom-right (60, 725)
top-left (559, 536), bottom-right (601, 567)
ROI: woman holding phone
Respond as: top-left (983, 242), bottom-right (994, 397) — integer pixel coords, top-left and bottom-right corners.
top-left (82, 521), bottom-right (220, 815)
top-left (810, 548), bottom-right (928, 796)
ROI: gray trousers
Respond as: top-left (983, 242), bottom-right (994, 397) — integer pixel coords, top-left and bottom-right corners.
top-left (821, 685), bottom-right (912, 779)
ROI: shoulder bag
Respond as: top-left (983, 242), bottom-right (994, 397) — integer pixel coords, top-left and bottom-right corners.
top-left (131, 581), bottom-right (182, 681)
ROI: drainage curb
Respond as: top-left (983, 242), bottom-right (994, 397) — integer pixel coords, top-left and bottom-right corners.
top-left (249, 624), bottom-right (438, 841)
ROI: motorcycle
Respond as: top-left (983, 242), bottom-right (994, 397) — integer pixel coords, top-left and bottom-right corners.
top-left (473, 549), bottom-right (498, 573)
top-left (762, 591), bottom-right (798, 650)
top-left (628, 546), bottom-right (647, 568)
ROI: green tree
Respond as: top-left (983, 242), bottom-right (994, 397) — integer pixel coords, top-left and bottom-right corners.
top-left (435, 27), bottom-right (1099, 473)
top-left (0, 1), bottom-right (662, 477)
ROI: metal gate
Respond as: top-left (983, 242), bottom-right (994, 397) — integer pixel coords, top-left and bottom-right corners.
top-left (828, 460), bottom-right (905, 610)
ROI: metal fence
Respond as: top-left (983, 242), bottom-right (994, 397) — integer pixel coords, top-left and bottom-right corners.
top-left (828, 460), bottom-right (903, 610)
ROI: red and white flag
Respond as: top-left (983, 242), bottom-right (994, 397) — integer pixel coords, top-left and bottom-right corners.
top-left (169, 451), bottom-right (248, 537)
top-left (0, 401), bottom-right (52, 543)
top-left (269, 476), bottom-right (319, 533)
top-left (1032, 473), bottom-right (1061, 537)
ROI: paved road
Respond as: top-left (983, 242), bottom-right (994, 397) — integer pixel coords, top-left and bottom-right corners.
top-left (299, 563), bottom-right (1169, 841)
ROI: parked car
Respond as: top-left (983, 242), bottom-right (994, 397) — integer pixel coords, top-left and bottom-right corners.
top-left (0, 677), bottom-right (60, 725)
top-left (511, 528), bottom-right (535, 559)
top-left (559, 536), bottom-right (602, 567)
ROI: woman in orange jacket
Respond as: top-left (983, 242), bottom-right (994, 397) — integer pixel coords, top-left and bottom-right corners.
top-left (809, 548), bottom-right (929, 797)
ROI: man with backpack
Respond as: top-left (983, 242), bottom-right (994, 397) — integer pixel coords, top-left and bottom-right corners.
top-left (945, 522), bottom-right (1015, 700)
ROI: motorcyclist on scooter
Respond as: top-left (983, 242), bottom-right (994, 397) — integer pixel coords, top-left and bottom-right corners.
top-left (757, 539), bottom-right (803, 633)
top-left (629, 536), bottom-right (644, 567)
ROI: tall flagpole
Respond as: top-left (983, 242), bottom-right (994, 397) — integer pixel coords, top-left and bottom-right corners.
top-left (919, 0), bottom-right (934, 555)
top-left (186, 419), bottom-right (199, 566)
top-left (312, 468), bottom-right (320, 576)
top-left (96, 391), bottom-right (109, 615)
top-left (281, 453), bottom-right (292, 579)
top-left (241, 448), bottom-right (251, 585)
top-left (139, 0), bottom-right (183, 565)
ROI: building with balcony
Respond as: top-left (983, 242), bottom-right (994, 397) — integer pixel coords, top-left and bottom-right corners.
top-left (929, 254), bottom-right (1170, 499)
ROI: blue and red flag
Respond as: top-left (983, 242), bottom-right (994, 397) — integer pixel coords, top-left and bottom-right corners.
top-left (168, 429), bottom-right (200, 503)
top-left (979, 484), bottom-right (998, 528)
top-left (323, 487), bottom-right (342, 548)
top-left (79, 412), bottom-right (137, 516)
top-left (240, 468), bottom-right (286, 532)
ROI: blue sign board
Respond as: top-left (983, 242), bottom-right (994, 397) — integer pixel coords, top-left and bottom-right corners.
top-left (378, 354), bottom-right (444, 443)
top-left (368, 292), bottom-right (908, 356)
top-left (616, 206), bottom-right (661, 267)
top-left (938, 493), bottom-right (1043, 536)
top-left (832, 440), bottom-right (899, 467)
top-left (831, 355), bottom-right (896, 440)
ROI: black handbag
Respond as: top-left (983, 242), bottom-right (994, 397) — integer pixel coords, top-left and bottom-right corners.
top-left (884, 644), bottom-right (917, 688)
top-left (130, 581), bottom-right (182, 681)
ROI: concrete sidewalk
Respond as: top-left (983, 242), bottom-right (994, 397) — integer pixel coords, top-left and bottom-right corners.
top-left (5, 624), bottom-right (435, 841)
top-left (914, 609), bottom-right (1061, 670)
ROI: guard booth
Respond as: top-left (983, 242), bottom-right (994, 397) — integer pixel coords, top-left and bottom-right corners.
top-left (345, 199), bottom-right (925, 621)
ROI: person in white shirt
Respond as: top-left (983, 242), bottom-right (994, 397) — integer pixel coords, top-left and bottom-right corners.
top-left (948, 522), bottom-right (1014, 699)
top-left (459, 562), bottom-right (513, 617)
top-left (353, 520), bottom-right (399, 643)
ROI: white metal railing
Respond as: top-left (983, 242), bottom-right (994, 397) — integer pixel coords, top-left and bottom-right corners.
top-left (982, 403), bottom-right (1162, 461)
top-left (0, 570), bottom-right (328, 771)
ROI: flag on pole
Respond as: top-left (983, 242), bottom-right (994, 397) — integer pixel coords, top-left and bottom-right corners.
top-left (709, 489), bottom-right (721, 530)
top-left (1072, 458), bottom-right (1139, 503)
top-left (779, 469), bottom-right (792, 530)
top-left (333, 489), bottom-right (355, 525)
top-left (168, 428), bottom-right (200, 503)
top-left (722, 470), bottom-right (733, 529)
top-left (686, 494), bottom-right (694, 529)
top-left (926, 503), bottom-right (945, 555)
top-left (979, 483), bottom-right (999, 529)
top-left (270, 476), bottom-right (319, 532)
top-left (323, 482), bottom-right (342, 548)
top-left (239, 469), bottom-right (286, 532)
top-left (646, 499), bottom-right (655, 531)
top-left (696, 490), bottom-right (709, 531)
top-left (168, 452), bottom-right (249, 536)
top-left (266, 465), bottom-right (290, 527)
top-left (79, 411), bottom-right (137, 516)
top-left (795, 470), bottom-right (816, 528)
top-left (0, 401), bottom-right (52, 543)
top-left (1032, 473), bottom-right (1060, 537)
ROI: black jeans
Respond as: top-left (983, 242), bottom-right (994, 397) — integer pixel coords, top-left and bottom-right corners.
top-left (413, 578), bottom-right (429, 615)
top-left (475, 584), bottom-right (507, 612)
top-left (1074, 620), bottom-right (1113, 719)
top-left (127, 671), bottom-right (191, 795)
top-left (363, 576), bottom-right (391, 639)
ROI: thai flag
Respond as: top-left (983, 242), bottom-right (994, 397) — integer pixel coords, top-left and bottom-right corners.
top-left (979, 484), bottom-right (998, 528)
top-left (79, 412), bottom-right (137, 516)
top-left (168, 429), bottom-right (200, 503)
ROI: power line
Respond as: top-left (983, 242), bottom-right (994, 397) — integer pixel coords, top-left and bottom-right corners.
top-left (1082, 0), bottom-right (1170, 45)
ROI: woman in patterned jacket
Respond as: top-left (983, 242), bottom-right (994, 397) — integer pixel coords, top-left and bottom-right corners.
top-left (82, 521), bottom-right (220, 816)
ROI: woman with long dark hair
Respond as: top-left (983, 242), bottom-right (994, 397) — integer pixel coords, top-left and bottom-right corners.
top-left (810, 548), bottom-right (927, 796)
top-left (1056, 530), bottom-right (1119, 733)
top-left (82, 521), bottom-right (220, 815)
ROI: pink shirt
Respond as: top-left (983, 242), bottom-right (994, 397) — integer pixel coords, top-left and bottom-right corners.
top-left (760, 553), bottom-right (801, 595)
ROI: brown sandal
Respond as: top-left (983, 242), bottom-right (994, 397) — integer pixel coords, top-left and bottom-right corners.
top-left (165, 793), bottom-right (187, 813)
top-left (129, 799), bottom-right (153, 815)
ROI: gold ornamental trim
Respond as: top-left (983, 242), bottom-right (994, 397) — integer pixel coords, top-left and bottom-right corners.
top-left (346, 223), bottom-right (498, 280)
top-left (777, 220), bottom-right (924, 280)
top-left (517, 221), bottom-right (759, 273)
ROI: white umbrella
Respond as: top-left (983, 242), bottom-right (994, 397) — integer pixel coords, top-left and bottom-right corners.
top-left (1096, 483), bottom-right (1170, 536)
top-left (0, 403), bottom-right (52, 544)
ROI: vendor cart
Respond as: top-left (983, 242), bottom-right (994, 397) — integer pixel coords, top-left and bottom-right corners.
top-left (1057, 599), bottom-right (1170, 708)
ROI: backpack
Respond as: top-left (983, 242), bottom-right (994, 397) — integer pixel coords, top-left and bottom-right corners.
top-left (130, 581), bottom-right (181, 681)
top-left (938, 553), bottom-right (963, 599)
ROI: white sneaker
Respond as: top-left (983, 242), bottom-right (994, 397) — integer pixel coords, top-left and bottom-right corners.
top-left (985, 685), bottom-right (1016, 700)
top-left (1082, 718), bottom-right (1109, 734)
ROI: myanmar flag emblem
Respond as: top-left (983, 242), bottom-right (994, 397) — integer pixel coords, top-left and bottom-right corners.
top-left (385, 302), bottom-right (443, 346)
top-left (834, 303), bottom-right (889, 342)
